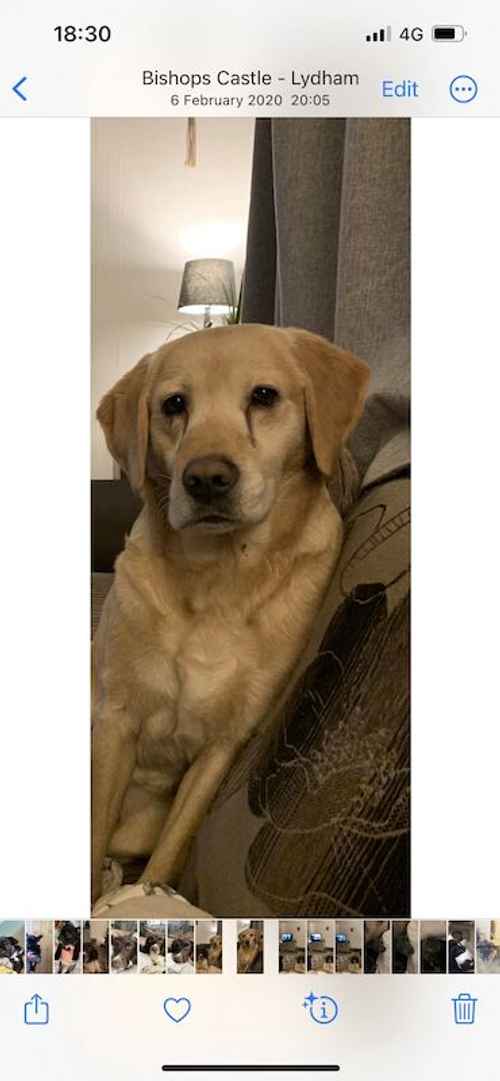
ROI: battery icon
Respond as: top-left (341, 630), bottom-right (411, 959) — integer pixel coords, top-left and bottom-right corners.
top-left (432, 25), bottom-right (466, 41)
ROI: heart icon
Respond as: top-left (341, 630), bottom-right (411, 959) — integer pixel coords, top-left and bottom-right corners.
top-left (163, 997), bottom-right (191, 1023)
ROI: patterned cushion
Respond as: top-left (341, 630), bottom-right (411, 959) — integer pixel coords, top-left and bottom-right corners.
top-left (180, 473), bottom-right (410, 916)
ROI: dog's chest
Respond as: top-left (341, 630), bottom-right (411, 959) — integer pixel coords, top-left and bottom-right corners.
top-left (174, 617), bottom-right (245, 721)
top-left (134, 606), bottom-right (265, 768)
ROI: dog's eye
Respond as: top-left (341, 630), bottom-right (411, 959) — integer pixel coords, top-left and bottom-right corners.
top-left (250, 385), bottom-right (279, 408)
top-left (162, 393), bottom-right (187, 417)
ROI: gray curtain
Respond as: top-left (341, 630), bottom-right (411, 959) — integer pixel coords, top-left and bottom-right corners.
top-left (242, 118), bottom-right (410, 486)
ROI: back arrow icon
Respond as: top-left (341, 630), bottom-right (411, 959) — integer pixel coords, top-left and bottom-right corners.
top-left (13, 76), bottom-right (28, 101)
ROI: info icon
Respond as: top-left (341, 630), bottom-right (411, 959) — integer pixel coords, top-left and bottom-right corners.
top-left (303, 991), bottom-right (339, 1025)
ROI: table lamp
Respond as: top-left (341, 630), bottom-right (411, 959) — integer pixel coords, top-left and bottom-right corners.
top-left (177, 258), bottom-right (236, 328)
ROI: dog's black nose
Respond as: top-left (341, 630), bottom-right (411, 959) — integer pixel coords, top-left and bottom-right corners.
top-left (182, 456), bottom-right (239, 503)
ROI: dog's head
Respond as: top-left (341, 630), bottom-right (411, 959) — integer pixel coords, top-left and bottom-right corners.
top-left (83, 942), bottom-right (100, 964)
top-left (98, 325), bottom-right (369, 534)
top-left (171, 937), bottom-right (193, 964)
top-left (111, 934), bottom-right (136, 970)
top-left (26, 934), bottom-right (43, 955)
top-left (143, 935), bottom-right (162, 958)
top-left (57, 922), bottom-right (80, 948)
top-left (0, 936), bottom-right (23, 973)
top-left (0, 936), bottom-right (19, 958)
top-left (207, 933), bottom-right (223, 964)
top-left (238, 928), bottom-right (259, 951)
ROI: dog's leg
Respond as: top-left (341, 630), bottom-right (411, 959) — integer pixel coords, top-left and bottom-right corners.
top-left (92, 709), bottom-right (137, 903)
top-left (138, 741), bottom-right (238, 886)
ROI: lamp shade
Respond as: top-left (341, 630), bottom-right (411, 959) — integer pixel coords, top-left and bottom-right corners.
top-left (177, 258), bottom-right (236, 315)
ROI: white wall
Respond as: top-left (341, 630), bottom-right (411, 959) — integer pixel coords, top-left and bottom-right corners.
top-left (92, 118), bottom-right (255, 477)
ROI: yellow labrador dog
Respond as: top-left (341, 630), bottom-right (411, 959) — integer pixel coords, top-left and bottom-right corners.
top-left (92, 324), bottom-right (369, 907)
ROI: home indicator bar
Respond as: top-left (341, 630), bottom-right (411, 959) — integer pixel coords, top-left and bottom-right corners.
top-left (161, 1068), bottom-right (341, 1074)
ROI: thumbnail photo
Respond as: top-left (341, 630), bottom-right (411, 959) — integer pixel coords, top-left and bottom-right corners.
top-left (26, 920), bottom-right (53, 974)
top-left (237, 920), bottom-right (264, 973)
top-left (364, 920), bottom-right (391, 974)
top-left (335, 920), bottom-right (363, 973)
top-left (83, 919), bottom-right (109, 973)
top-left (476, 919), bottom-right (500, 973)
top-left (139, 920), bottom-right (166, 974)
top-left (195, 920), bottom-right (223, 973)
top-left (420, 921), bottom-right (447, 975)
top-left (0, 921), bottom-right (25, 974)
top-left (91, 116), bottom-right (410, 918)
top-left (307, 921), bottom-right (335, 973)
top-left (279, 921), bottom-right (307, 973)
top-left (167, 920), bottom-right (195, 974)
top-left (110, 921), bottom-right (138, 974)
top-left (448, 921), bottom-right (475, 974)
top-left (391, 920), bottom-right (418, 973)
top-left (54, 920), bottom-right (82, 974)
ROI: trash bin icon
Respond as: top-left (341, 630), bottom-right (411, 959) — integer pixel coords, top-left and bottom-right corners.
top-left (452, 992), bottom-right (477, 1025)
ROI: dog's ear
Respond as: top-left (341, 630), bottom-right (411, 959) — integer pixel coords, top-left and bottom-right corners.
top-left (286, 329), bottom-right (370, 478)
top-left (97, 354), bottom-right (152, 491)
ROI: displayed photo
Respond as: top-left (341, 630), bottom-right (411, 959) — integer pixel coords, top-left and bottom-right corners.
top-left (279, 921), bottom-right (307, 973)
top-left (364, 921), bottom-right (391, 974)
top-left (0, 921), bottom-right (25, 974)
top-left (167, 920), bottom-right (195, 974)
top-left (307, 921), bottom-right (334, 973)
top-left (448, 921), bottom-right (475, 974)
top-left (237, 920), bottom-right (264, 974)
top-left (26, 920), bottom-right (53, 975)
top-left (335, 921), bottom-right (363, 974)
top-left (392, 920), bottom-right (418, 974)
top-left (139, 921), bottom-right (166, 974)
top-left (419, 922), bottom-right (447, 975)
top-left (83, 920), bottom-right (109, 973)
top-left (110, 921), bottom-right (138, 974)
top-left (91, 117), bottom-right (410, 919)
top-left (196, 920), bottom-right (223, 973)
top-left (476, 919), bottom-right (500, 973)
top-left (54, 920), bottom-right (82, 974)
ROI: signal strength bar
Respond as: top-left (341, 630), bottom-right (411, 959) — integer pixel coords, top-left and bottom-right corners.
top-left (365, 25), bottom-right (392, 42)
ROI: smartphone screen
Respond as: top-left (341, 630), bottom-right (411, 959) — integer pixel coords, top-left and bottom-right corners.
top-left (0, 2), bottom-right (498, 1078)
